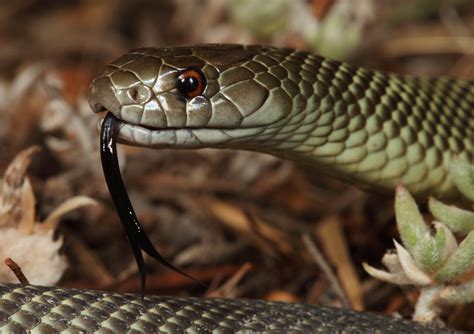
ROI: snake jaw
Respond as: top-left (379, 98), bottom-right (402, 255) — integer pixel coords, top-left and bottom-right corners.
top-left (96, 113), bottom-right (265, 149)
top-left (115, 121), bottom-right (268, 149)
top-left (118, 122), bottom-right (227, 148)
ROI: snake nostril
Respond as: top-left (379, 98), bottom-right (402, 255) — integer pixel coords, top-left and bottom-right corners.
top-left (130, 87), bottom-right (139, 101)
top-left (128, 85), bottom-right (152, 104)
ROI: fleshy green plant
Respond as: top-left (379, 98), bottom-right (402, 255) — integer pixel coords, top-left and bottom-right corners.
top-left (364, 158), bottom-right (474, 323)
top-left (227, 0), bottom-right (373, 60)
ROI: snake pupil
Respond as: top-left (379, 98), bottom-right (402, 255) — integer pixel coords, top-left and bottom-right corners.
top-left (177, 68), bottom-right (206, 99)
top-left (184, 76), bottom-right (198, 90)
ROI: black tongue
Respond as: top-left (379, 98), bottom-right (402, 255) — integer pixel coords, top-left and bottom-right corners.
top-left (100, 113), bottom-right (203, 295)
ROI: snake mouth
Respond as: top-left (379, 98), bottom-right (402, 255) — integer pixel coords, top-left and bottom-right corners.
top-left (89, 84), bottom-right (242, 149)
top-left (99, 112), bottom-right (264, 149)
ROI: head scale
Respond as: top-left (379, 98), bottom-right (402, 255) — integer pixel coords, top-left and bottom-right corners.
top-left (89, 45), bottom-right (295, 147)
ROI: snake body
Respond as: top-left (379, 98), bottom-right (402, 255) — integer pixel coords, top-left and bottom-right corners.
top-left (89, 44), bottom-right (472, 199)
top-left (0, 283), bottom-right (460, 333)
top-left (1, 45), bottom-right (472, 332)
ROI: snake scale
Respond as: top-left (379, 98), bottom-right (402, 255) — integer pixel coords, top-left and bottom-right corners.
top-left (1, 45), bottom-right (472, 332)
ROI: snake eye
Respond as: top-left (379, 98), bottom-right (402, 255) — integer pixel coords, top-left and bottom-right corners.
top-left (177, 68), bottom-right (206, 99)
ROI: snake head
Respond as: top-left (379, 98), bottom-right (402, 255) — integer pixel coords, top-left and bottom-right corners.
top-left (88, 44), bottom-right (294, 148)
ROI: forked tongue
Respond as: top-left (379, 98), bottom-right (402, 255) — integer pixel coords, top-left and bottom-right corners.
top-left (100, 112), bottom-right (202, 294)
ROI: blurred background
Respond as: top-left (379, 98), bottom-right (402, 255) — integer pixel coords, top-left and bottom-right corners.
top-left (0, 0), bottom-right (472, 330)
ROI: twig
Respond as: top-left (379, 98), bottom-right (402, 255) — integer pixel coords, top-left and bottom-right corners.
top-left (206, 262), bottom-right (253, 298)
top-left (380, 36), bottom-right (474, 58)
top-left (108, 265), bottom-right (241, 292)
top-left (4, 257), bottom-right (29, 284)
top-left (302, 234), bottom-right (350, 308)
top-left (66, 232), bottom-right (115, 287)
top-left (314, 217), bottom-right (365, 310)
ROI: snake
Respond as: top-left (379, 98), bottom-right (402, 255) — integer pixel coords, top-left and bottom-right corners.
top-left (1, 44), bottom-right (472, 332)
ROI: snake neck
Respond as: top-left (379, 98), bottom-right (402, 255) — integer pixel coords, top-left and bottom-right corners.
top-left (230, 54), bottom-right (473, 199)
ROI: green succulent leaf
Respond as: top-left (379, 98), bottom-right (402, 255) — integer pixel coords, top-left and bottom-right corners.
top-left (395, 185), bottom-right (432, 255)
top-left (429, 197), bottom-right (474, 234)
top-left (434, 223), bottom-right (446, 257)
top-left (413, 233), bottom-right (442, 273)
top-left (433, 222), bottom-right (458, 260)
top-left (434, 231), bottom-right (474, 282)
top-left (450, 158), bottom-right (474, 201)
top-left (394, 240), bottom-right (432, 285)
top-left (362, 262), bottom-right (412, 285)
